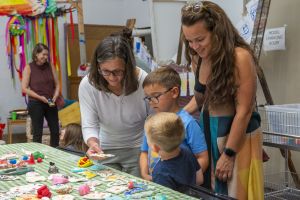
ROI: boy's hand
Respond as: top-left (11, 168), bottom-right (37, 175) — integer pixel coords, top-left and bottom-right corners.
top-left (141, 173), bottom-right (152, 181)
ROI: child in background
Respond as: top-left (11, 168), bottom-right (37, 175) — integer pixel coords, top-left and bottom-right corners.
top-left (140, 66), bottom-right (208, 181)
top-left (60, 123), bottom-right (88, 154)
top-left (145, 112), bottom-right (203, 190)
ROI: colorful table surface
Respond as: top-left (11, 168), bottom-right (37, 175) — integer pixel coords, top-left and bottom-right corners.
top-left (0, 143), bottom-right (198, 199)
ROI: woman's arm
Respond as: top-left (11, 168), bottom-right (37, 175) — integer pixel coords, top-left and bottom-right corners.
top-left (225, 48), bottom-right (256, 153)
top-left (21, 64), bottom-right (48, 103)
top-left (184, 56), bottom-right (200, 114)
top-left (78, 77), bottom-right (102, 155)
top-left (51, 64), bottom-right (60, 102)
top-left (215, 48), bottom-right (257, 181)
top-left (183, 96), bottom-right (199, 114)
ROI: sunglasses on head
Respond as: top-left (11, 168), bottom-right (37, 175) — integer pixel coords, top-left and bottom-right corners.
top-left (182, 1), bottom-right (205, 14)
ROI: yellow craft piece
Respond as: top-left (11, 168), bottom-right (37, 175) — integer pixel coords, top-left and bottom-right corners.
top-left (77, 156), bottom-right (93, 168)
top-left (82, 171), bottom-right (97, 179)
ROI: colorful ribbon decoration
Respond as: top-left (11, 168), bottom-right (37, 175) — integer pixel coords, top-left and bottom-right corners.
top-left (4, 0), bottom-right (75, 96)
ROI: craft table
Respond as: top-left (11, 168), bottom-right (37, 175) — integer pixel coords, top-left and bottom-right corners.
top-left (6, 118), bottom-right (27, 144)
top-left (0, 143), bottom-right (197, 199)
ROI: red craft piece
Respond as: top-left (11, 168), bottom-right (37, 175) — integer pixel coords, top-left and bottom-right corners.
top-left (37, 185), bottom-right (51, 198)
top-left (28, 154), bottom-right (35, 165)
top-left (37, 158), bottom-right (43, 163)
top-left (128, 181), bottom-right (134, 189)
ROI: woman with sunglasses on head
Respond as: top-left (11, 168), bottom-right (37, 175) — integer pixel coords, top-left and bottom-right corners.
top-left (181, 1), bottom-right (263, 199)
top-left (78, 34), bottom-right (149, 177)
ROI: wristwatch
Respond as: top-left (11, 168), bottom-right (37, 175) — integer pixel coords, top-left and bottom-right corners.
top-left (223, 147), bottom-right (236, 157)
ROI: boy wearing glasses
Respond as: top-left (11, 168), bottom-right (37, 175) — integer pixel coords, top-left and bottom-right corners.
top-left (140, 66), bottom-right (208, 183)
top-left (145, 112), bottom-right (203, 190)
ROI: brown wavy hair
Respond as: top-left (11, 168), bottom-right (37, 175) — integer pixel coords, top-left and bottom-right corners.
top-left (61, 123), bottom-right (88, 152)
top-left (88, 34), bottom-right (138, 95)
top-left (181, 1), bottom-right (257, 106)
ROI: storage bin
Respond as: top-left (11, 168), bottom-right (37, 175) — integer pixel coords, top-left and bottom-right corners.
top-left (265, 104), bottom-right (300, 136)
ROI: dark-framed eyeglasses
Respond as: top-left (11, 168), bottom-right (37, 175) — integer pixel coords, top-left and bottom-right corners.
top-left (182, 1), bottom-right (204, 14)
top-left (143, 88), bottom-right (173, 104)
top-left (98, 68), bottom-right (125, 77)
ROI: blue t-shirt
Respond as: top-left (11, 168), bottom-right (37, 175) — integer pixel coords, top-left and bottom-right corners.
top-left (141, 109), bottom-right (207, 175)
top-left (152, 147), bottom-right (200, 191)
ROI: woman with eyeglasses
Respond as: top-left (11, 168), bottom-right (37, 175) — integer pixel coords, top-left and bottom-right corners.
top-left (78, 35), bottom-right (149, 177)
top-left (181, 1), bottom-right (263, 199)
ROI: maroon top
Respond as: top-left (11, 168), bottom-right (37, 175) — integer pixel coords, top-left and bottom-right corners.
top-left (29, 61), bottom-right (55, 100)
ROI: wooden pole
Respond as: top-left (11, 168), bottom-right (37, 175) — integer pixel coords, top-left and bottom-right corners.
top-left (74, 0), bottom-right (86, 65)
top-left (56, 0), bottom-right (87, 65)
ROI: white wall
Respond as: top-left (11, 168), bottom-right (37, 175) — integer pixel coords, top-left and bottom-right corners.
top-left (149, 0), bottom-right (244, 63)
top-left (0, 0), bottom-right (151, 134)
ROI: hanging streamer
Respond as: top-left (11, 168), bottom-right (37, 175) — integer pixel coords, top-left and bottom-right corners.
top-left (4, 0), bottom-right (76, 96)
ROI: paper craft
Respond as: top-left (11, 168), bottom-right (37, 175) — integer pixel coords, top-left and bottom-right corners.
top-left (68, 176), bottom-right (88, 183)
top-left (0, 166), bottom-right (34, 176)
top-left (89, 153), bottom-right (115, 158)
top-left (9, 183), bottom-right (43, 194)
top-left (80, 171), bottom-right (97, 179)
top-left (106, 185), bottom-right (128, 194)
top-left (106, 179), bottom-right (127, 187)
top-left (96, 169), bottom-right (114, 178)
top-left (78, 157), bottom-right (93, 168)
top-left (52, 175), bottom-right (69, 185)
top-left (88, 164), bottom-right (106, 171)
top-left (85, 180), bottom-right (102, 187)
top-left (71, 167), bottom-right (87, 173)
top-left (0, 152), bottom-right (18, 160)
top-left (0, 193), bottom-right (12, 200)
top-left (48, 174), bottom-right (67, 180)
top-left (15, 194), bottom-right (40, 200)
top-left (83, 192), bottom-right (112, 199)
top-left (102, 175), bottom-right (120, 182)
top-left (78, 184), bottom-right (91, 196)
top-left (52, 194), bottom-right (75, 200)
top-left (50, 184), bottom-right (73, 194)
top-left (0, 175), bottom-right (19, 181)
top-left (26, 172), bottom-right (46, 182)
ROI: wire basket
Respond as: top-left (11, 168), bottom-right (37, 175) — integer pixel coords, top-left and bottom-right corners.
top-left (258, 105), bottom-right (300, 150)
top-left (264, 172), bottom-right (300, 199)
top-left (259, 104), bottom-right (300, 137)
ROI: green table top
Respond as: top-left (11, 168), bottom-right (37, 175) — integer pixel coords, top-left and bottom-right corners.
top-left (0, 143), bottom-right (197, 199)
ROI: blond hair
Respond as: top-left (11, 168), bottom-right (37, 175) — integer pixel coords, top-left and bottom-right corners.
top-left (145, 112), bottom-right (185, 152)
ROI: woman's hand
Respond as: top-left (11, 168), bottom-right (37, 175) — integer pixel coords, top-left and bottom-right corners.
top-left (52, 95), bottom-right (58, 103)
top-left (215, 153), bottom-right (235, 182)
top-left (40, 96), bottom-right (48, 104)
top-left (86, 142), bottom-right (106, 161)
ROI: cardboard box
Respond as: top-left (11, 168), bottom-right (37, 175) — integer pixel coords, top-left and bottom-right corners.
top-left (58, 101), bottom-right (81, 127)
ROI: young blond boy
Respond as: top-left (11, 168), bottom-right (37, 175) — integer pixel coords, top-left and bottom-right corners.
top-left (145, 112), bottom-right (203, 190)
top-left (140, 66), bottom-right (208, 181)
